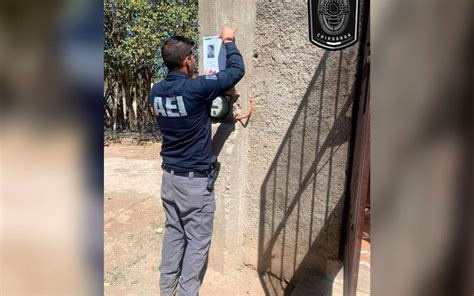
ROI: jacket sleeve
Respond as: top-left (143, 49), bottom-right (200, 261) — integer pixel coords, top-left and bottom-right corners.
top-left (189, 42), bottom-right (245, 102)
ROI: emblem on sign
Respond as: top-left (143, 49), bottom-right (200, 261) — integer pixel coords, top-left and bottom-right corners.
top-left (308, 0), bottom-right (359, 50)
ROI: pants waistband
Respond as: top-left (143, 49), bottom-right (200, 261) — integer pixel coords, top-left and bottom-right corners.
top-left (162, 165), bottom-right (209, 178)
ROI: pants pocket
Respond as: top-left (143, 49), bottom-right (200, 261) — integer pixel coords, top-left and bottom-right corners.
top-left (196, 200), bottom-right (216, 235)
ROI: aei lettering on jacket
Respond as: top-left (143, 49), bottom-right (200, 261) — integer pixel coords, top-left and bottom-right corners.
top-left (153, 96), bottom-right (188, 117)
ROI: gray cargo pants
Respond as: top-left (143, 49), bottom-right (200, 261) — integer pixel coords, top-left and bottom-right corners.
top-left (159, 170), bottom-right (216, 296)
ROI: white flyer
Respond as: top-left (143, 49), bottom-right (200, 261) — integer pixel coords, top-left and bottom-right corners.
top-left (202, 35), bottom-right (227, 73)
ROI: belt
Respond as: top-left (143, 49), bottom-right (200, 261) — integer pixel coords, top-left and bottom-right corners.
top-left (162, 164), bottom-right (209, 178)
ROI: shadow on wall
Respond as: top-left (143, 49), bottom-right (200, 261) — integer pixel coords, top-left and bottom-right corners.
top-left (257, 50), bottom-right (354, 296)
top-left (212, 122), bottom-right (236, 156)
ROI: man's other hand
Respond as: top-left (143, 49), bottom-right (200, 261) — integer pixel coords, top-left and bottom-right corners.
top-left (204, 70), bottom-right (217, 75)
top-left (220, 26), bottom-right (237, 43)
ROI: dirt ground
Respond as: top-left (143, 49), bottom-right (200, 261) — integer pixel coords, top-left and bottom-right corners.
top-left (104, 143), bottom-right (266, 296)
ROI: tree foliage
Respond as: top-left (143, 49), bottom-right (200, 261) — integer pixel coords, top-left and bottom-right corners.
top-left (104, 0), bottom-right (199, 133)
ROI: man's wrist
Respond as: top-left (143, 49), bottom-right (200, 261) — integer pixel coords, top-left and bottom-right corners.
top-left (223, 38), bottom-right (234, 44)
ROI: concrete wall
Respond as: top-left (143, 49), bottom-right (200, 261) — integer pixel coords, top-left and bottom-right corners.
top-left (199, 0), bottom-right (359, 291)
top-left (243, 1), bottom-right (359, 293)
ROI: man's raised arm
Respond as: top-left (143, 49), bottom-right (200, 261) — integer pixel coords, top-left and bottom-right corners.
top-left (191, 26), bottom-right (245, 100)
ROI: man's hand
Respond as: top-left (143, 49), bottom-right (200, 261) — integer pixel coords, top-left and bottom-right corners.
top-left (204, 69), bottom-right (217, 75)
top-left (220, 26), bottom-right (237, 44)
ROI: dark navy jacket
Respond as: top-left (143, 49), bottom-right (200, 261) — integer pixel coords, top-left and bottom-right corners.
top-left (150, 42), bottom-right (245, 172)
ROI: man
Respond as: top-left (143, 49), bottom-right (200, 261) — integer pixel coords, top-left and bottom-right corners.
top-left (149, 26), bottom-right (245, 296)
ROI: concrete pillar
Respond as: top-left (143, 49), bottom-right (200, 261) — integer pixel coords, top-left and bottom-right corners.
top-left (198, 0), bottom-right (257, 274)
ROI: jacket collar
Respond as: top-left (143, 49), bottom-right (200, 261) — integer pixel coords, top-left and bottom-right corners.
top-left (166, 71), bottom-right (189, 80)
